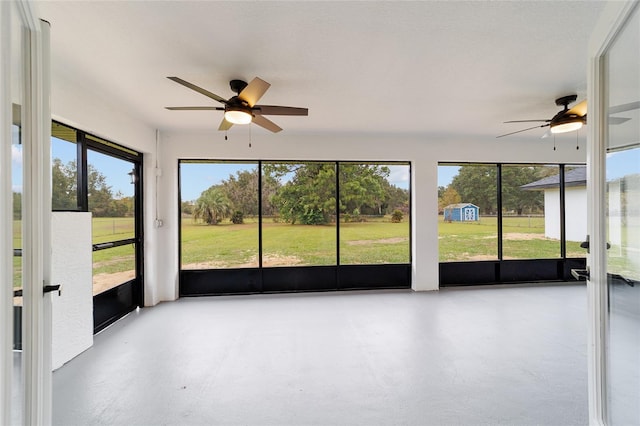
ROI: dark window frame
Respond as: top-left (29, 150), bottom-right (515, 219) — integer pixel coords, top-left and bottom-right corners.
top-left (178, 159), bottom-right (412, 295)
top-left (438, 162), bottom-right (587, 286)
top-left (51, 120), bottom-right (144, 331)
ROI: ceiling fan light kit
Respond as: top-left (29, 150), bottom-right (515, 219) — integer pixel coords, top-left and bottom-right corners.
top-left (497, 94), bottom-right (588, 138)
top-left (166, 76), bottom-right (308, 133)
top-left (224, 108), bottom-right (252, 124)
top-left (550, 117), bottom-right (584, 134)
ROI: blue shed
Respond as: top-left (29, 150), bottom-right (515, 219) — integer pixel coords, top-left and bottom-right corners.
top-left (443, 203), bottom-right (479, 222)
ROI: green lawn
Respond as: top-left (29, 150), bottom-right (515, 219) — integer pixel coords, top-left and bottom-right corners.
top-left (180, 216), bottom-right (411, 268)
top-left (438, 215), bottom-right (585, 261)
top-left (12, 212), bottom-right (588, 289)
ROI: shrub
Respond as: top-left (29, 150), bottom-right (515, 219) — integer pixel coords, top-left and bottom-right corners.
top-left (391, 209), bottom-right (403, 223)
top-left (231, 211), bottom-right (244, 224)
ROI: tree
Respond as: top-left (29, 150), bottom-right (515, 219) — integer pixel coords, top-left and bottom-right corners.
top-left (439, 186), bottom-right (461, 212)
top-left (193, 187), bottom-right (231, 225)
top-left (221, 169), bottom-right (259, 216)
top-left (267, 163), bottom-right (336, 225)
top-left (339, 164), bottom-right (389, 216)
top-left (87, 163), bottom-right (115, 216)
top-left (450, 165), bottom-right (548, 216)
top-left (450, 165), bottom-right (497, 214)
top-left (52, 158), bottom-right (77, 210)
top-left (13, 192), bottom-right (21, 219)
top-left (501, 166), bottom-right (544, 215)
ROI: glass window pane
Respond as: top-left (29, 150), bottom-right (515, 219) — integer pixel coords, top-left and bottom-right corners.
top-left (93, 244), bottom-right (135, 295)
top-left (502, 164), bottom-right (560, 259)
top-left (565, 166), bottom-right (588, 257)
top-left (51, 122), bottom-right (78, 210)
top-left (339, 163), bottom-right (410, 264)
top-left (12, 123), bottom-right (22, 305)
top-left (87, 149), bottom-right (136, 243)
top-left (438, 164), bottom-right (498, 261)
top-left (262, 162), bottom-right (337, 266)
top-left (180, 161), bottom-right (259, 269)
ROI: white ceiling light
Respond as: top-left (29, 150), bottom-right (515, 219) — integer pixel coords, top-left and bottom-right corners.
top-left (224, 109), bottom-right (252, 125)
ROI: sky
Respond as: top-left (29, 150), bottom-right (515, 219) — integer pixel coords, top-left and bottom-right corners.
top-left (12, 135), bottom-right (136, 197)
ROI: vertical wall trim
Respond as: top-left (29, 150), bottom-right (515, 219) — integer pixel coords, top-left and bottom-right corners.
top-left (586, 1), bottom-right (638, 424)
top-left (21, 18), bottom-right (52, 426)
top-left (0, 3), bottom-right (14, 424)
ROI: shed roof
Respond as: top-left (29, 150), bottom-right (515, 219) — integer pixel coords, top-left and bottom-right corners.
top-left (520, 167), bottom-right (586, 190)
top-left (444, 203), bottom-right (478, 209)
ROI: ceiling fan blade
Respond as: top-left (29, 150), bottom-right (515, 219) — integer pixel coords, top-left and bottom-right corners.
top-left (504, 120), bottom-right (551, 123)
top-left (238, 77), bottom-right (271, 107)
top-left (609, 100), bottom-right (640, 114)
top-left (166, 106), bottom-right (224, 111)
top-left (252, 114), bottom-right (282, 133)
top-left (567, 99), bottom-right (587, 117)
top-left (496, 123), bottom-right (549, 138)
top-left (254, 105), bottom-right (309, 116)
top-left (609, 116), bottom-right (631, 125)
top-left (167, 77), bottom-right (227, 104)
top-left (218, 117), bottom-right (234, 131)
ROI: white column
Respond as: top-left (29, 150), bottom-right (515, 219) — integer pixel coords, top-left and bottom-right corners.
top-left (20, 14), bottom-right (52, 426)
top-left (0, 2), bottom-right (15, 424)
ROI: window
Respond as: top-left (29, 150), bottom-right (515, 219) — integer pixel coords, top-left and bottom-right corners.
top-left (438, 164), bottom-right (498, 261)
top-left (180, 161), bottom-right (259, 269)
top-left (502, 164), bottom-right (560, 259)
top-left (179, 160), bottom-right (412, 293)
top-left (339, 163), bottom-right (410, 265)
top-left (262, 161), bottom-right (337, 267)
top-left (51, 122), bottom-right (78, 210)
top-left (438, 162), bottom-right (587, 285)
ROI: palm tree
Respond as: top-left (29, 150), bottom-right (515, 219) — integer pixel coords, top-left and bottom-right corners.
top-left (193, 187), bottom-right (231, 225)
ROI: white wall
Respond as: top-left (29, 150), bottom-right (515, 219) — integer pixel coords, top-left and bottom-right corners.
top-left (48, 60), bottom-right (587, 306)
top-left (51, 74), bottom-right (161, 307)
top-left (154, 129), bottom-right (586, 303)
top-left (544, 187), bottom-right (588, 242)
top-left (51, 212), bottom-right (93, 370)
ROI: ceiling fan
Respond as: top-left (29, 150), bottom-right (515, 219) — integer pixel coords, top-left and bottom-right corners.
top-left (497, 95), bottom-right (587, 138)
top-left (166, 76), bottom-right (308, 133)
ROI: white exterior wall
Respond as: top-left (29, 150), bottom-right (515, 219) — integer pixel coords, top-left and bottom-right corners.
top-left (544, 187), bottom-right (587, 242)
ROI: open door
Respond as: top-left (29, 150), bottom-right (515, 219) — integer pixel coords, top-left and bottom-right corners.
top-left (1, 3), bottom-right (53, 424)
top-left (587, 2), bottom-right (639, 424)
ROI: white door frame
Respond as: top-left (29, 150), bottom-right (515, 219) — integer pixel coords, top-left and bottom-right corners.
top-left (0, 1), bottom-right (52, 424)
top-left (586, 1), bottom-right (639, 424)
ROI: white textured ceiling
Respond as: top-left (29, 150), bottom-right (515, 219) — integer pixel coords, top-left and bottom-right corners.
top-left (35, 1), bottom-right (606, 139)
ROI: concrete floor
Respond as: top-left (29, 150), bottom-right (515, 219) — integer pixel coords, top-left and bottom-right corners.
top-left (48, 284), bottom-right (587, 426)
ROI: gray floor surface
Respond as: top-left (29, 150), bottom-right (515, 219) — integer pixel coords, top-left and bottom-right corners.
top-left (47, 284), bottom-right (587, 426)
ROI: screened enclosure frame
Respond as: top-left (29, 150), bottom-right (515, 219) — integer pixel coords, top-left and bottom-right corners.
top-left (178, 159), bottom-right (412, 295)
top-left (50, 121), bottom-right (144, 331)
top-left (439, 162), bottom-right (587, 285)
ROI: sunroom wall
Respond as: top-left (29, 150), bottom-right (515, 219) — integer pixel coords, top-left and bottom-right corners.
top-left (155, 129), bottom-right (585, 305)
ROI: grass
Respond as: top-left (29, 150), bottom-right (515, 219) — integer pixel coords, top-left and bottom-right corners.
top-left (438, 215), bottom-right (585, 261)
top-left (11, 212), bottom-right (588, 289)
top-left (180, 216), bottom-right (411, 267)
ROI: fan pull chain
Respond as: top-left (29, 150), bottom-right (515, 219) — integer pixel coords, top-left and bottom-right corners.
top-left (249, 123), bottom-right (252, 148)
top-left (225, 131), bottom-right (228, 141)
top-left (553, 134), bottom-right (556, 151)
top-left (576, 130), bottom-right (579, 150)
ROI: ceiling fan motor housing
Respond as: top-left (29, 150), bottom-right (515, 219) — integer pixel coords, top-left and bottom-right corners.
top-left (229, 79), bottom-right (248, 94)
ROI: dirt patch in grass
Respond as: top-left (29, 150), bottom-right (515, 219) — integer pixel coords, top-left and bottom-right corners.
top-left (347, 237), bottom-right (409, 246)
top-left (182, 253), bottom-right (304, 270)
top-left (93, 270), bottom-right (135, 295)
top-left (503, 233), bottom-right (546, 241)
